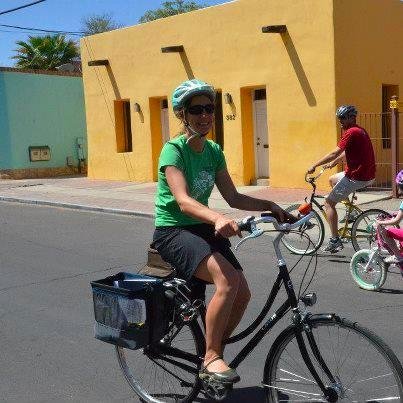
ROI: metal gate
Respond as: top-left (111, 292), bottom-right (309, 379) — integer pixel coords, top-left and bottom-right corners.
top-left (357, 96), bottom-right (401, 196)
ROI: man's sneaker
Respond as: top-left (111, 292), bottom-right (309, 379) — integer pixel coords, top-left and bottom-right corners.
top-left (339, 210), bottom-right (359, 224)
top-left (322, 237), bottom-right (344, 253)
top-left (384, 255), bottom-right (403, 264)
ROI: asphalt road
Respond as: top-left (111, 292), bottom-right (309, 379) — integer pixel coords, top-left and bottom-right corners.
top-left (0, 202), bottom-right (402, 402)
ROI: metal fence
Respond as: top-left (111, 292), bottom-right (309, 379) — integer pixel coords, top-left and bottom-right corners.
top-left (357, 97), bottom-right (401, 196)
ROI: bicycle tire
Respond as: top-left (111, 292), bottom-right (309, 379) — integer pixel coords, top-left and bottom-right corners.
top-left (351, 208), bottom-right (390, 251)
top-left (116, 319), bottom-right (205, 403)
top-left (281, 204), bottom-right (325, 255)
top-left (263, 316), bottom-right (403, 402)
top-left (350, 249), bottom-right (387, 291)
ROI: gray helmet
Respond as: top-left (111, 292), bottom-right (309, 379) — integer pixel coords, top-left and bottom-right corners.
top-left (172, 79), bottom-right (215, 111)
top-left (336, 105), bottom-right (358, 118)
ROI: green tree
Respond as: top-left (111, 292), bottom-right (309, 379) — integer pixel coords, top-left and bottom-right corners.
top-left (81, 13), bottom-right (122, 36)
top-left (139, 0), bottom-right (205, 23)
top-left (12, 34), bottom-right (79, 70)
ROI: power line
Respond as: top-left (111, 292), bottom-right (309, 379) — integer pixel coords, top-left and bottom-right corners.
top-left (0, 23), bottom-right (84, 36)
top-left (0, 0), bottom-right (47, 16)
top-left (0, 29), bottom-right (42, 35)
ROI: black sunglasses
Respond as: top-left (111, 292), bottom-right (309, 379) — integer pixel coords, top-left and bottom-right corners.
top-left (187, 104), bottom-right (215, 115)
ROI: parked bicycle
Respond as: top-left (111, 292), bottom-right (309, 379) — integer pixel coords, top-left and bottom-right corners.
top-left (92, 212), bottom-right (403, 402)
top-left (350, 217), bottom-right (403, 290)
top-left (282, 168), bottom-right (389, 254)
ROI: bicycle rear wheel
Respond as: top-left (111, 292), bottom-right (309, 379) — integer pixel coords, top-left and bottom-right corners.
top-left (350, 249), bottom-right (387, 290)
top-left (351, 209), bottom-right (390, 251)
top-left (116, 320), bottom-right (205, 403)
top-left (281, 204), bottom-right (325, 255)
top-left (263, 316), bottom-right (403, 402)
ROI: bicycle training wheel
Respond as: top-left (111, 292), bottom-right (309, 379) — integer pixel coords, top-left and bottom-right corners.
top-left (263, 316), bottom-right (403, 402)
top-left (116, 320), bottom-right (205, 403)
top-left (350, 249), bottom-right (387, 290)
top-left (281, 204), bottom-right (325, 255)
top-left (351, 208), bottom-right (390, 251)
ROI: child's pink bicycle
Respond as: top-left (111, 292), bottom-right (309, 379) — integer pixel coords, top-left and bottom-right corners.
top-left (350, 213), bottom-right (403, 290)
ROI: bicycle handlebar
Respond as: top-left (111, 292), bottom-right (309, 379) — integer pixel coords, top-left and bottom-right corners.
top-left (235, 211), bottom-right (315, 250)
top-left (305, 167), bottom-right (326, 183)
top-left (238, 211), bottom-right (314, 232)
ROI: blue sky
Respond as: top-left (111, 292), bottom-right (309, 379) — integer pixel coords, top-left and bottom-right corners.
top-left (0, 0), bottom-right (228, 67)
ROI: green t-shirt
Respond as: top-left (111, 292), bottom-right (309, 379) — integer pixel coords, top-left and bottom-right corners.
top-left (155, 135), bottom-right (226, 227)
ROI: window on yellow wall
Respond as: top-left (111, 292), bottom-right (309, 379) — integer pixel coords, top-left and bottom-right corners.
top-left (382, 85), bottom-right (399, 149)
top-left (254, 89), bottom-right (266, 100)
top-left (114, 100), bottom-right (133, 152)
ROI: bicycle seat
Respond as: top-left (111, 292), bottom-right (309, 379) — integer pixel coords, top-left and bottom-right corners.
top-left (138, 247), bottom-right (177, 279)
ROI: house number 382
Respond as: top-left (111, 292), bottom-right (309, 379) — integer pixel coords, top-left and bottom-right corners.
top-left (225, 114), bottom-right (236, 120)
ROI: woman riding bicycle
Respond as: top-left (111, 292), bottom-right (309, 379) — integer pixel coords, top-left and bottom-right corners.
top-left (152, 79), bottom-right (294, 384)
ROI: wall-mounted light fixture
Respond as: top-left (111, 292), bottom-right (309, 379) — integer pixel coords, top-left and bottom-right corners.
top-left (224, 93), bottom-right (233, 105)
top-left (261, 25), bottom-right (287, 34)
top-left (87, 59), bottom-right (109, 66)
top-left (161, 45), bottom-right (184, 53)
top-left (133, 103), bottom-right (141, 113)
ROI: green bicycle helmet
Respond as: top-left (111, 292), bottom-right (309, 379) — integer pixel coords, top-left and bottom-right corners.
top-left (172, 79), bottom-right (215, 111)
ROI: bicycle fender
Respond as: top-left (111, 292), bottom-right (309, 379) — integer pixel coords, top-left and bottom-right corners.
top-left (263, 314), bottom-right (339, 381)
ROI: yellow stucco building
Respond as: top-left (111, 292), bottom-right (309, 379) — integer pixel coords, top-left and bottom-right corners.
top-left (81, 0), bottom-right (403, 189)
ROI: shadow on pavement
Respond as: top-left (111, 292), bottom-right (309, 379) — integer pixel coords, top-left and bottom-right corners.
top-left (194, 385), bottom-right (266, 402)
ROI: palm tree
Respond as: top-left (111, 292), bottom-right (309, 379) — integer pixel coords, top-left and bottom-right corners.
top-left (12, 34), bottom-right (79, 70)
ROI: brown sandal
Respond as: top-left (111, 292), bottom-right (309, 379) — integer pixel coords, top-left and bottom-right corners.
top-left (199, 356), bottom-right (240, 384)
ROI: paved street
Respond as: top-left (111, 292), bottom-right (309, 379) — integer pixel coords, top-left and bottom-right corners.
top-left (0, 202), bottom-right (401, 402)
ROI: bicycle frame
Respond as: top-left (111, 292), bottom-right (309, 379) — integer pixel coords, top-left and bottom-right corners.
top-left (226, 222), bottom-right (337, 394)
top-left (305, 170), bottom-right (362, 239)
top-left (364, 225), bottom-right (402, 271)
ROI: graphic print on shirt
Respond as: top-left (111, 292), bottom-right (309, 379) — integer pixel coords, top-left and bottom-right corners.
top-left (191, 170), bottom-right (214, 199)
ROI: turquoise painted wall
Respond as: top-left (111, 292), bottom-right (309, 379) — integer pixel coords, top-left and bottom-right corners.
top-left (0, 70), bottom-right (87, 170)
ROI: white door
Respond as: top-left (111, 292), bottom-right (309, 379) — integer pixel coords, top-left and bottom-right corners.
top-left (161, 103), bottom-right (170, 143)
top-left (253, 96), bottom-right (269, 178)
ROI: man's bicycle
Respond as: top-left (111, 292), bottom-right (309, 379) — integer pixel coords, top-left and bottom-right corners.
top-left (350, 218), bottom-right (403, 290)
top-left (111, 213), bottom-right (403, 402)
top-left (282, 169), bottom-right (389, 254)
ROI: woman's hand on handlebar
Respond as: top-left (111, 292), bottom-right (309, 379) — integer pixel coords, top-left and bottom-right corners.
top-left (307, 166), bottom-right (316, 175)
top-left (215, 215), bottom-right (241, 238)
top-left (269, 203), bottom-right (298, 224)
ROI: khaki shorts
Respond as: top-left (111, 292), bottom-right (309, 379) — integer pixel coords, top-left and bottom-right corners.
top-left (326, 172), bottom-right (375, 203)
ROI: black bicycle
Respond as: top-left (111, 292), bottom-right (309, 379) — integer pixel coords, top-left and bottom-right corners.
top-left (115, 213), bottom-right (403, 402)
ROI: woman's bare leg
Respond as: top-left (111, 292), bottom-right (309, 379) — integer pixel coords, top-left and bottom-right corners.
top-left (222, 272), bottom-right (250, 341)
top-left (194, 252), bottom-right (241, 372)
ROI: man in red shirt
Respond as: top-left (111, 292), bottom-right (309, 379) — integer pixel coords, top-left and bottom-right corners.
top-left (307, 105), bottom-right (376, 253)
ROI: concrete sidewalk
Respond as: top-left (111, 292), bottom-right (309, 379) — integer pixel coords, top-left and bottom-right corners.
top-left (0, 176), bottom-right (394, 219)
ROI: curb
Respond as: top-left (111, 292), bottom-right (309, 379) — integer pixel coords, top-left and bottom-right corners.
top-left (0, 196), bottom-right (155, 219)
top-left (0, 193), bottom-right (393, 219)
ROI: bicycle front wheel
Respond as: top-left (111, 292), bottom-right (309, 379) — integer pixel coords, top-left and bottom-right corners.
top-left (263, 316), bottom-right (403, 402)
top-left (116, 320), bottom-right (205, 403)
top-left (350, 249), bottom-right (387, 290)
top-left (281, 204), bottom-right (325, 255)
top-left (351, 208), bottom-right (390, 251)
